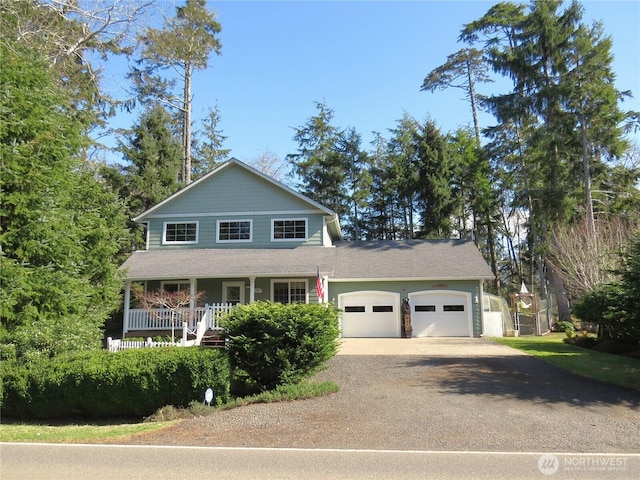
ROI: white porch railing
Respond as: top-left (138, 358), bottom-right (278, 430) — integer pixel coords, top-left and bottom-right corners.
top-left (107, 337), bottom-right (181, 352)
top-left (126, 307), bottom-right (206, 332)
top-left (124, 304), bottom-right (235, 334)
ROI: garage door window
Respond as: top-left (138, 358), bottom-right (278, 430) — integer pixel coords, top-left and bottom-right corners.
top-left (415, 305), bottom-right (436, 312)
top-left (443, 305), bottom-right (465, 312)
top-left (344, 306), bottom-right (365, 313)
top-left (373, 305), bottom-right (393, 312)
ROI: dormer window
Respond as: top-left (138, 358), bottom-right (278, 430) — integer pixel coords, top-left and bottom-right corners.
top-left (163, 222), bottom-right (198, 244)
top-left (272, 218), bottom-right (307, 241)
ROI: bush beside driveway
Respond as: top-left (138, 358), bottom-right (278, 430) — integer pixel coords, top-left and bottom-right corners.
top-left (124, 339), bottom-right (640, 453)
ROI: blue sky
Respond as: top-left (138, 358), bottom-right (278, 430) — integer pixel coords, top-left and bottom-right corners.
top-left (101, 1), bottom-right (640, 166)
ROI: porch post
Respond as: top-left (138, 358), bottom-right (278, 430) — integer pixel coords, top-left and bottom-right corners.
top-left (189, 278), bottom-right (197, 309)
top-left (123, 281), bottom-right (131, 338)
top-left (478, 280), bottom-right (485, 338)
top-left (249, 276), bottom-right (256, 303)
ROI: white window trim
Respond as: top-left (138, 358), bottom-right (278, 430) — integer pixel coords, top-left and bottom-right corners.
top-left (162, 221), bottom-right (199, 245)
top-left (142, 221), bottom-right (149, 250)
top-left (271, 218), bottom-right (308, 242)
top-left (270, 279), bottom-right (309, 304)
top-left (222, 281), bottom-right (246, 305)
top-left (216, 219), bottom-right (253, 243)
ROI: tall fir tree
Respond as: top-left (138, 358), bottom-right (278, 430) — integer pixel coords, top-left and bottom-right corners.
top-left (132, 0), bottom-right (222, 185)
top-left (288, 101), bottom-right (351, 224)
top-left (0, 43), bottom-right (129, 359)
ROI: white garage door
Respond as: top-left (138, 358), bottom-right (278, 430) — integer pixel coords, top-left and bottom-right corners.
top-left (338, 291), bottom-right (400, 338)
top-left (408, 290), bottom-right (472, 337)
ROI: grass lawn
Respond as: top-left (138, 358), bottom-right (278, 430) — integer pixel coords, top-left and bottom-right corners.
top-left (493, 333), bottom-right (640, 391)
top-left (0, 421), bottom-right (175, 443)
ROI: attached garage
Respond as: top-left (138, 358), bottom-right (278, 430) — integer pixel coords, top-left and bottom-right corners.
top-left (338, 291), bottom-right (400, 338)
top-left (408, 290), bottom-right (472, 337)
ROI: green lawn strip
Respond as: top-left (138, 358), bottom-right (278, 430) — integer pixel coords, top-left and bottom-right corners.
top-left (0, 421), bottom-right (175, 443)
top-left (0, 380), bottom-right (339, 443)
top-left (493, 334), bottom-right (640, 391)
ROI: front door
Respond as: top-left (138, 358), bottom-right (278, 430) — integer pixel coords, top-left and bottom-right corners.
top-left (222, 281), bottom-right (245, 305)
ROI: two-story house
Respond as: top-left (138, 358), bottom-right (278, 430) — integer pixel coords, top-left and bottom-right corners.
top-left (119, 158), bottom-right (495, 339)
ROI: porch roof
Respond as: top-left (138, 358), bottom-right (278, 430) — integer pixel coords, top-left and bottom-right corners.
top-left (119, 240), bottom-right (494, 282)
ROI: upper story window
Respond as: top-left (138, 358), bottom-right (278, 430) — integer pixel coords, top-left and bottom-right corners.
top-left (163, 222), bottom-right (198, 244)
top-left (272, 218), bottom-right (307, 241)
top-left (217, 220), bottom-right (252, 243)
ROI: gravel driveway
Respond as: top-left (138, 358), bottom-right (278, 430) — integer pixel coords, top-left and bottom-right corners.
top-left (124, 339), bottom-right (640, 453)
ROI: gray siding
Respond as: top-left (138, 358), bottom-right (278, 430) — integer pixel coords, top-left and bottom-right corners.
top-left (143, 276), bottom-right (319, 304)
top-left (146, 214), bottom-right (326, 249)
top-left (150, 165), bottom-right (320, 215)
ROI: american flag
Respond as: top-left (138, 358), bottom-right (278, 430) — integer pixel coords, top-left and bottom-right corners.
top-left (316, 265), bottom-right (325, 302)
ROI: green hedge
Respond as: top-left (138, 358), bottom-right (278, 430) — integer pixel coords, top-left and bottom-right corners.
top-left (222, 301), bottom-right (341, 392)
top-left (1, 347), bottom-right (229, 420)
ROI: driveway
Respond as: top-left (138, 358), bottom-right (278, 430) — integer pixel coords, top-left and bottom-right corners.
top-left (124, 338), bottom-right (640, 453)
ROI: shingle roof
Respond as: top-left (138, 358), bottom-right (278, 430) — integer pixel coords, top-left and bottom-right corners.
top-left (119, 239), bottom-right (494, 281)
top-left (331, 240), bottom-right (494, 280)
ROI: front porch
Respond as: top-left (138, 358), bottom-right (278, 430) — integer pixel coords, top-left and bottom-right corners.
top-left (122, 274), bottom-right (326, 338)
top-left (122, 303), bottom-right (234, 338)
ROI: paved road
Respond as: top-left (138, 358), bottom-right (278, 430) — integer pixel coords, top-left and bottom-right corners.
top-left (2, 443), bottom-right (639, 480)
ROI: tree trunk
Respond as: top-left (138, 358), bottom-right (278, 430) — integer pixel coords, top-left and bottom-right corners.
top-left (580, 118), bottom-right (596, 244)
top-left (547, 262), bottom-right (571, 323)
top-left (486, 220), bottom-right (501, 291)
top-left (183, 63), bottom-right (193, 185)
top-left (467, 60), bottom-right (482, 146)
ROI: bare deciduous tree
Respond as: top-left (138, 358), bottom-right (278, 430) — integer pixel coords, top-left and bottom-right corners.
top-left (546, 216), bottom-right (639, 302)
top-left (136, 288), bottom-right (205, 342)
top-left (249, 150), bottom-right (288, 181)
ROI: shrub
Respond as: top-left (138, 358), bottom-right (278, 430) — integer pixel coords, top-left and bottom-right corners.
top-left (591, 340), bottom-right (639, 356)
top-left (554, 321), bottom-right (575, 333)
top-left (563, 333), bottom-right (597, 349)
top-left (572, 282), bottom-right (638, 342)
top-left (572, 234), bottom-right (640, 344)
top-left (0, 347), bottom-right (229, 420)
top-left (221, 301), bottom-right (341, 391)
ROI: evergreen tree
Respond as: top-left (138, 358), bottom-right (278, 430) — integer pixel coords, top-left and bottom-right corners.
top-left (132, 0), bottom-right (222, 185)
top-left (0, 44), bottom-right (129, 359)
top-left (288, 101), bottom-right (351, 223)
top-left (421, 47), bottom-right (493, 144)
top-left (337, 128), bottom-right (371, 240)
top-left (192, 103), bottom-right (230, 179)
top-left (121, 105), bottom-right (183, 215)
top-left (414, 120), bottom-right (458, 239)
top-left (101, 105), bottom-right (183, 251)
top-left (463, 0), bottom-right (633, 314)
top-left (361, 133), bottom-right (397, 240)
top-left (386, 114), bottom-right (422, 238)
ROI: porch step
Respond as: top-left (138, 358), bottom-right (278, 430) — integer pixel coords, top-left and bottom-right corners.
top-left (201, 329), bottom-right (227, 349)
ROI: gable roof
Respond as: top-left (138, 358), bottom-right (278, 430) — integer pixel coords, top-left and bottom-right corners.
top-left (133, 158), bottom-right (340, 226)
top-left (120, 239), bottom-right (494, 282)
